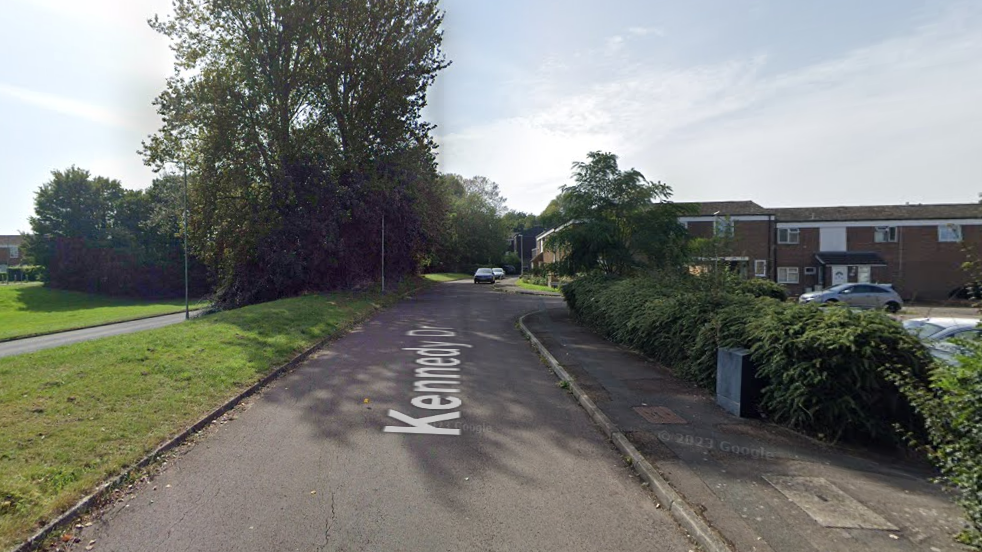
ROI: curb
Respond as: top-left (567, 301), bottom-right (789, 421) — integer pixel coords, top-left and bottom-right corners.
top-left (518, 310), bottom-right (733, 552)
top-left (0, 308), bottom-right (207, 345)
top-left (11, 284), bottom-right (427, 552)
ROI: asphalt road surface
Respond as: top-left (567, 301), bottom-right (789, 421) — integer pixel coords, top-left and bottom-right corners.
top-left (0, 311), bottom-right (203, 359)
top-left (72, 282), bottom-right (693, 552)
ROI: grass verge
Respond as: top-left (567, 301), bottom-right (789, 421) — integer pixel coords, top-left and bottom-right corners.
top-left (0, 278), bottom-right (429, 550)
top-left (516, 280), bottom-right (560, 293)
top-left (423, 273), bottom-right (471, 282)
top-left (0, 283), bottom-right (210, 342)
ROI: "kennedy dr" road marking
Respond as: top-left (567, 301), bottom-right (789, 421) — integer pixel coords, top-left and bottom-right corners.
top-left (383, 326), bottom-right (471, 436)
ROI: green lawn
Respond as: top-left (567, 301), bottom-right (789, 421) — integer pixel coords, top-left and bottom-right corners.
top-left (516, 280), bottom-right (561, 293)
top-left (423, 272), bottom-right (472, 282)
top-left (0, 283), bottom-right (209, 341)
top-left (0, 278), bottom-right (427, 549)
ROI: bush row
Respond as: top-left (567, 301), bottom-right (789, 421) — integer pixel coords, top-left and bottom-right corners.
top-left (561, 272), bottom-right (930, 444)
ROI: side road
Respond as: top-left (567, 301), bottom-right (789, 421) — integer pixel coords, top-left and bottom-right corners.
top-left (0, 310), bottom-right (203, 358)
top-left (523, 306), bottom-right (970, 552)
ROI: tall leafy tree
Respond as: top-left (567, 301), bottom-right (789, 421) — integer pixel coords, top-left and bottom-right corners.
top-left (143, 0), bottom-right (449, 306)
top-left (548, 151), bottom-right (692, 276)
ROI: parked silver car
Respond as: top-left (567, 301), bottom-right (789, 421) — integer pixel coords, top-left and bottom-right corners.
top-left (798, 283), bottom-right (903, 313)
top-left (904, 317), bottom-right (982, 364)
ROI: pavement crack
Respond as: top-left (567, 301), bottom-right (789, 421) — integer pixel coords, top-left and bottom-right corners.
top-left (316, 489), bottom-right (338, 552)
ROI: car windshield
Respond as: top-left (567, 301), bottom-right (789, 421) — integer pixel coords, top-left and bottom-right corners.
top-left (903, 321), bottom-right (945, 339)
top-left (825, 284), bottom-right (852, 293)
top-left (476, 268), bottom-right (492, 274)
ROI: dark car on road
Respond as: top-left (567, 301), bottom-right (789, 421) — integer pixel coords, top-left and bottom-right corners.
top-left (474, 268), bottom-right (495, 284)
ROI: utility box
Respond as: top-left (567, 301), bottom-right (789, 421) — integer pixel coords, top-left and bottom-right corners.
top-left (716, 347), bottom-right (762, 418)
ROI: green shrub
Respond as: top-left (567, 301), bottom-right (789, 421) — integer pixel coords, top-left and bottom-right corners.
top-left (747, 304), bottom-right (931, 443)
top-left (889, 344), bottom-right (982, 547)
top-left (736, 278), bottom-right (788, 301)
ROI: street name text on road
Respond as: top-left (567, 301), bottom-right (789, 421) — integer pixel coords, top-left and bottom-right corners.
top-left (384, 326), bottom-right (471, 436)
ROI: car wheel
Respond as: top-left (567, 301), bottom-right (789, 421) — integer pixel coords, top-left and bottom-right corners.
top-left (474, 279), bottom-right (478, 284)
top-left (885, 301), bottom-right (901, 313)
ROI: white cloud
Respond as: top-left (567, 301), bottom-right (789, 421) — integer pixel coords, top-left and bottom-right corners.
top-left (0, 83), bottom-right (137, 130)
top-left (627, 26), bottom-right (665, 37)
top-left (437, 3), bottom-right (982, 213)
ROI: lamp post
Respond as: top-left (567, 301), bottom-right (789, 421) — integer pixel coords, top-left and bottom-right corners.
top-left (183, 162), bottom-right (189, 320)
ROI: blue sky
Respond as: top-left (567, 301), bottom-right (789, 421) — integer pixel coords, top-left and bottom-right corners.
top-left (2, 0), bottom-right (981, 234)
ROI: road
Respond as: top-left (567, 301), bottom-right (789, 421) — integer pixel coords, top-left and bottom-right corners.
top-left (70, 281), bottom-right (693, 552)
top-left (0, 311), bottom-right (200, 358)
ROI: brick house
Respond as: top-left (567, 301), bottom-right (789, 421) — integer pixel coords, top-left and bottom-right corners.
top-left (530, 222), bottom-right (577, 270)
top-left (682, 201), bottom-right (982, 301)
top-left (0, 235), bottom-right (24, 269)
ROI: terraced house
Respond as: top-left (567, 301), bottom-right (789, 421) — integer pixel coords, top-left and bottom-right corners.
top-left (682, 201), bottom-right (982, 301)
top-left (0, 235), bottom-right (23, 269)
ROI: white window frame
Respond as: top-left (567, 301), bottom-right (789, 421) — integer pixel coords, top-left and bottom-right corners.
top-left (803, 266), bottom-right (817, 276)
top-left (777, 227), bottom-right (799, 244)
top-left (714, 217), bottom-right (734, 238)
top-left (754, 260), bottom-right (767, 278)
top-left (777, 267), bottom-right (799, 284)
top-left (9, 246), bottom-right (18, 259)
top-left (873, 226), bottom-right (897, 243)
top-left (939, 224), bottom-right (963, 243)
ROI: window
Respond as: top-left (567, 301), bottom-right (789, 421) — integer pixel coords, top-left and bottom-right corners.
top-left (777, 267), bottom-right (799, 284)
top-left (803, 266), bottom-right (817, 275)
top-left (939, 224), bottom-right (963, 242)
top-left (714, 217), bottom-right (734, 238)
top-left (874, 226), bottom-right (897, 243)
top-left (754, 260), bottom-right (767, 277)
top-left (777, 227), bottom-right (799, 244)
top-left (9, 246), bottom-right (18, 259)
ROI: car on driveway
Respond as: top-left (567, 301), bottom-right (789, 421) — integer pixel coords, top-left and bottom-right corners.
top-left (798, 283), bottom-right (903, 313)
top-left (904, 317), bottom-right (981, 364)
top-left (492, 268), bottom-right (505, 281)
top-left (474, 268), bottom-right (495, 284)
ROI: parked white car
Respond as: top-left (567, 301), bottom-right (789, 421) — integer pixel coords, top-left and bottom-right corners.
top-left (492, 268), bottom-right (505, 281)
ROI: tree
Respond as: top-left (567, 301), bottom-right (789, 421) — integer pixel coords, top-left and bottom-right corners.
top-left (427, 173), bottom-right (511, 271)
top-left (143, 0), bottom-right (449, 306)
top-left (501, 210), bottom-right (539, 233)
top-left (538, 192), bottom-right (569, 229)
top-left (548, 151), bottom-right (693, 276)
top-left (25, 167), bottom-right (207, 297)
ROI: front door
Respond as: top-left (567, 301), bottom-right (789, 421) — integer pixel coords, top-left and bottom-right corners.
top-left (830, 265), bottom-right (848, 286)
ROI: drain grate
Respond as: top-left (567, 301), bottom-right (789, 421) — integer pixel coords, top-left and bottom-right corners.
top-left (633, 406), bottom-right (687, 424)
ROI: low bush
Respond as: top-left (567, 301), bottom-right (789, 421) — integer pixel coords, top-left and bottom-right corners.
top-left (888, 343), bottom-right (982, 547)
top-left (745, 304), bottom-right (930, 443)
top-left (736, 278), bottom-right (788, 301)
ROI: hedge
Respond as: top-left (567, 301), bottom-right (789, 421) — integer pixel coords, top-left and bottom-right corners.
top-left (562, 272), bottom-right (929, 443)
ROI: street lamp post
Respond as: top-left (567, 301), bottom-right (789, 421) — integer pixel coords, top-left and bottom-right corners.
top-left (183, 163), bottom-right (189, 320)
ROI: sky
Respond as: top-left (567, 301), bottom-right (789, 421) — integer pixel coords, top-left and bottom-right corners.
top-left (2, 0), bottom-right (981, 234)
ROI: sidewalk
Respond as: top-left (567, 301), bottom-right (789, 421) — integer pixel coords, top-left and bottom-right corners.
top-left (524, 306), bottom-right (970, 552)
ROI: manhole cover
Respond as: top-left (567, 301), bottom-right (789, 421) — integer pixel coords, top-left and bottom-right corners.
top-left (763, 475), bottom-right (899, 530)
top-left (633, 406), bottom-right (687, 424)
